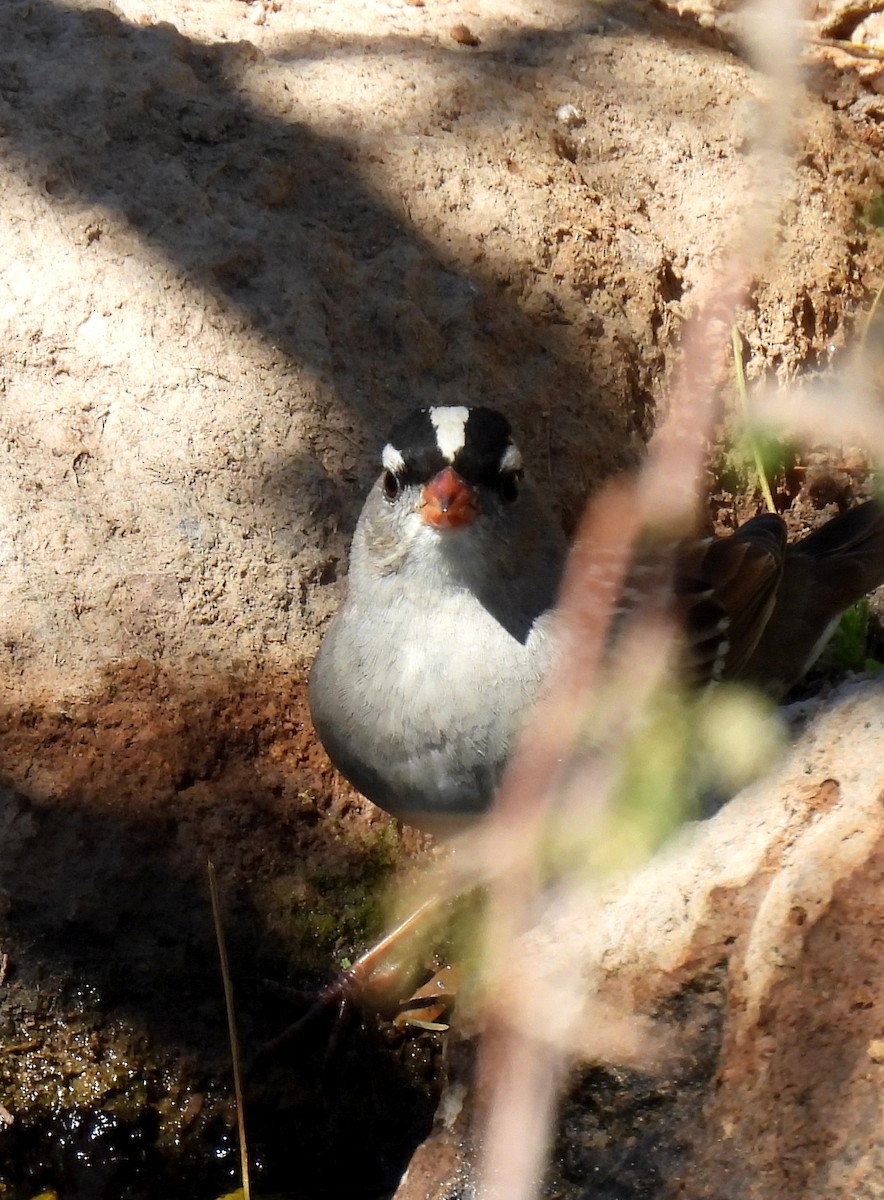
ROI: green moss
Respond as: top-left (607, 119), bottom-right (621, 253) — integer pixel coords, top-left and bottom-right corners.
top-left (261, 839), bottom-right (404, 976)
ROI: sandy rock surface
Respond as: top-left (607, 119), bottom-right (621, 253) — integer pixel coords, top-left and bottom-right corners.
top-left (2, 0), bottom-right (883, 699)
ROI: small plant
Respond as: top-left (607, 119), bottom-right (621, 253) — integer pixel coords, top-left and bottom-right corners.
top-left (721, 327), bottom-right (796, 510)
top-left (823, 598), bottom-right (884, 675)
top-left (861, 191), bottom-right (884, 231)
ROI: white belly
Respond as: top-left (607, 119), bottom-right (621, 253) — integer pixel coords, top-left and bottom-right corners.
top-left (309, 585), bottom-right (556, 820)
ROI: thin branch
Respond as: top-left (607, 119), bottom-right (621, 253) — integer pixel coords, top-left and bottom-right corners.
top-left (208, 859), bottom-right (251, 1200)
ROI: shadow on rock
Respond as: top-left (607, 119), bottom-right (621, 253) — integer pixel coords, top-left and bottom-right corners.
top-left (0, 658), bottom-right (438, 1200)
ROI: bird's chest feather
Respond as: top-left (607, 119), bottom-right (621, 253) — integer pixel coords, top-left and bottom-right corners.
top-left (308, 515), bottom-right (561, 816)
top-left (338, 582), bottom-right (551, 744)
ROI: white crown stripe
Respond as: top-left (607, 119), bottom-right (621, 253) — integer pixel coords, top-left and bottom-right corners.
top-left (429, 406), bottom-right (470, 461)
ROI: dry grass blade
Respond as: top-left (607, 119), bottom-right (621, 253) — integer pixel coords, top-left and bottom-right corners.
top-left (859, 276), bottom-right (884, 353)
top-left (732, 325), bottom-right (776, 514)
top-left (207, 859), bottom-right (252, 1200)
top-left (808, 36), bottom-right (884, 61)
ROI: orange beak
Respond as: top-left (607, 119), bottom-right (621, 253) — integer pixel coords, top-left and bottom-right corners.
top-left (421, 466), bottom-right (478, 529)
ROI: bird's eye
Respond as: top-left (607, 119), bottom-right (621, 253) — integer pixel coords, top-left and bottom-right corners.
top-left (381, 470), bottom-right (401, 501)
top-left (498, 469), bottom-right (523, 504)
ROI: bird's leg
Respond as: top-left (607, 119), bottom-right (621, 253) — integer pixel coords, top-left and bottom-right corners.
top-left (251, 894), bottom-right (448, 1070)
top-left (339, 894), bottom-right (446, 1006)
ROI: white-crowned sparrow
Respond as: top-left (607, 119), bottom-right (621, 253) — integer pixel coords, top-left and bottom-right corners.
top-left (309, 406), bottom-right (567, 831)
top-left (309, 405), bottom-right (884, 830)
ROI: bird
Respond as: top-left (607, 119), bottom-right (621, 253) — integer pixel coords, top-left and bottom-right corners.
top-left (308, 404), bottom-right (884, 832)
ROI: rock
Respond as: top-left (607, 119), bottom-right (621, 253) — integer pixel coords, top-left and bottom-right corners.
top-left (394, 679), bottom-right (884, 1199)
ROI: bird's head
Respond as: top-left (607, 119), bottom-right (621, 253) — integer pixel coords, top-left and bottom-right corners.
top-left (374, 405), bottom-right (525, 552)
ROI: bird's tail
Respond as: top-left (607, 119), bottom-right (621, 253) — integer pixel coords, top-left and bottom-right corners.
top-left (800, 498), bottom-right (884, 608)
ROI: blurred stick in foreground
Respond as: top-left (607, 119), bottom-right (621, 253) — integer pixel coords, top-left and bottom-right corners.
top-left (474, 2), bottom-right (809, 1197)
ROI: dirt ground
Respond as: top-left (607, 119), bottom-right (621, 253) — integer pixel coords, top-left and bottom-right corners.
top-left (2, 0), bottom-right (884, 1196)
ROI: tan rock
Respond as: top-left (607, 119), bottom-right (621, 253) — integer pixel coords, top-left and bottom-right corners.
top-left (395, 680), bottom-right (884, 1199)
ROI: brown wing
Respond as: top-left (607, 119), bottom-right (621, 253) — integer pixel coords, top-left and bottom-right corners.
top-left (738, 499), bottom-right (884, 695)
top-left (674, 515), bottom-right (787, 686)
top-left (617, 501), bottom-right (884, 696)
